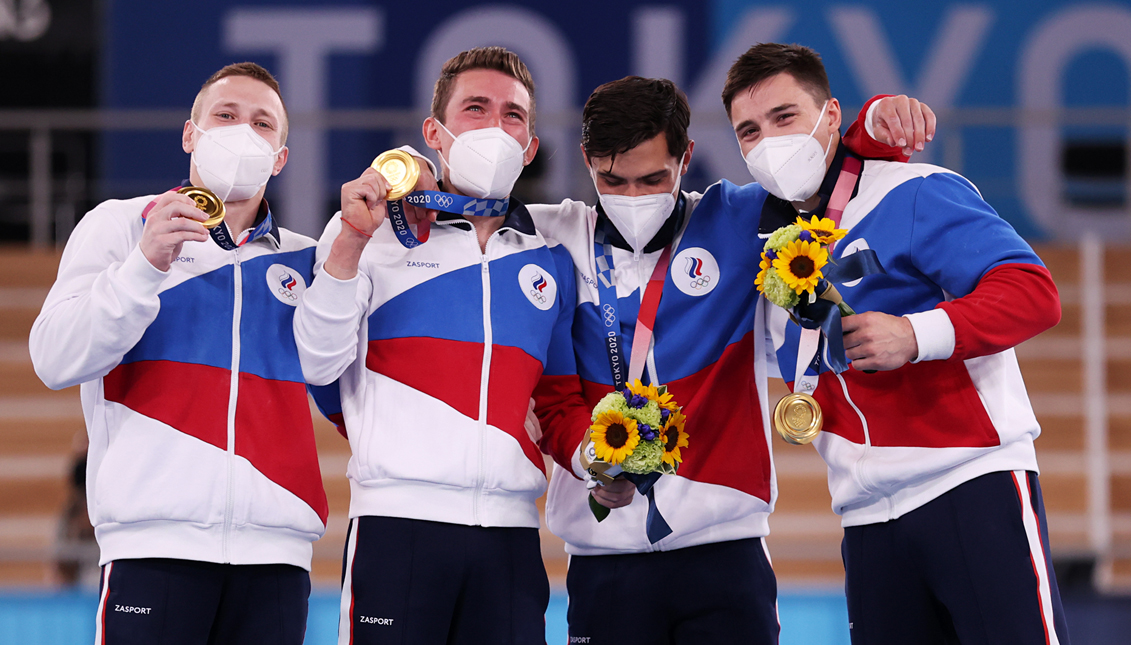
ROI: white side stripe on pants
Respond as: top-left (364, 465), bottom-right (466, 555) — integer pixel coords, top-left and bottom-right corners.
top-left (1011, 471), bottom-right (1060, 645)
top-left (339, 518), bottom-right (361, 645)
top-left (94, 562), bottom-right (113, 645)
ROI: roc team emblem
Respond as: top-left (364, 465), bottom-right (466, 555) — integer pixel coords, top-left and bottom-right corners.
top-left (671, 248), bottom-right (720, 296)
top-left (517, 264), bottom-right (556, 311)
top-left (266, 263), bottom-right (307, 306)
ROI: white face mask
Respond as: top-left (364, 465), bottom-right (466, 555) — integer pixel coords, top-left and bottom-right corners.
top-left (436, 121), bottom-right (531, 200)
top-left (190, 122), bottom-right (284, 202)
top-left (742, 100), bottom-right (832, 203)
top-left (591, 163), bottom-right (683, 254)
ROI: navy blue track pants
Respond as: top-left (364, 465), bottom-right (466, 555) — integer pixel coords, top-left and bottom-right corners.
top-left (95, 557), bottom-right (310, 645)
top-left (843, 470), bottom-right (1070, 644)
top-left (565, 537), bottom-right (780, 644)
top-left (338, 516), bottom-right (549, 645)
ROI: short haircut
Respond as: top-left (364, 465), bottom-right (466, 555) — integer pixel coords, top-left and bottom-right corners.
top-left (581, 76), bottom-right (690, 164)
top-left (721, 43), bottom-right (831, 118)
top-left (431, 47), bottom-right (536, 134)
top-left (191, 62), bottom-right (289, 145)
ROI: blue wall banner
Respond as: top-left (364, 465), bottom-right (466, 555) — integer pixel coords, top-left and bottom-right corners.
top-left (102, 0), bottom-right (1131, 239)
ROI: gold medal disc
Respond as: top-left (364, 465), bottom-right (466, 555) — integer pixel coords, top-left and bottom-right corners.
top-left (177, 186), bottom-right (226, 229)
top-left (371, 150), bottom-right (421, 201)
top-left (773, 392), bottom-right (823, 445)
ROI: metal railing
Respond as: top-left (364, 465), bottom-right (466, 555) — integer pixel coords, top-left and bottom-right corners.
top-left (2, 106), bottom-right (1129, 246)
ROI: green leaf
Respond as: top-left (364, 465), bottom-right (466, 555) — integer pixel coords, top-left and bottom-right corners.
top-left (589, 493), bottom-right (611, 522)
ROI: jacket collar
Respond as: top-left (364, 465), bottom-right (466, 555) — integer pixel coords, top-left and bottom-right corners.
top-left (178, 179), bottom-right (281, 248)
top-left (435, 187), bottom-right (537, 237)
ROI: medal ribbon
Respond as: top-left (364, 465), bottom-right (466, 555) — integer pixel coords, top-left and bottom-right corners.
top-left (592, 222), bottom-right (677, 545)
top-left (142, 187), bottom-right (272, 251)
top-left (386, 190), bottom-right (509, 249)
top-left (594, 227), bottom-right (627, 392)
top-left (627, 245), bottom-right (673, 384)
top-left (791, 154), bottom-right (884, 381)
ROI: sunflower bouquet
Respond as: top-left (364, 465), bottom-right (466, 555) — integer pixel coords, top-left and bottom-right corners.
top-left (756, 215), bottom-right (852, 315)
top-left (580, 379), bottom-right (688, 534)
top-left (757, 214), bottom-right (886, 381)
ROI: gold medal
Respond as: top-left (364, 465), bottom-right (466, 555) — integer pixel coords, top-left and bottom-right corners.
top-left (370, 149), bottom-right (421, 201)
top-left (177, 186), bottom-right (225, 229)
top-left (773, 392), bottom-right (823, 445)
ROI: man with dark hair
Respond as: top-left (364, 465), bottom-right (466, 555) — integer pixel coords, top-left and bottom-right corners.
top-left (31, 62), bottom-right (327, 644)
top-left (529, 74), bottom-right (932, 643)
top-left (293, 46), bottom-right (573, 644)
top-left (725, 42), bottom-right (1067, 644)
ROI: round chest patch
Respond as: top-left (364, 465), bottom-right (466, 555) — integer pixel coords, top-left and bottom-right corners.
top-left (671, 247), bottom-right (720, 297)
top-left (518, 263), bottom-right (556, 311)
top-left (266, 263), bottom-right (307, 306)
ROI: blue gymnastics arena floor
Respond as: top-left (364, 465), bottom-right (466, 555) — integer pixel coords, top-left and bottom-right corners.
top-left (2, 586), bottom-right (1128, 643)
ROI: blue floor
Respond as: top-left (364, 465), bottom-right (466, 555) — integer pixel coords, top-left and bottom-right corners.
top-left (1, 587), bottom-right (1126, 643)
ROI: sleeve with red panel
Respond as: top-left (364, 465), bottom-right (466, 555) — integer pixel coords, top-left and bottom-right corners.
top-left (843, 95), bottom-right (910, 162)
top-left (533, 244), bottom-right (592, 480)
top-left (902, 172), bottom-right (1061, 364)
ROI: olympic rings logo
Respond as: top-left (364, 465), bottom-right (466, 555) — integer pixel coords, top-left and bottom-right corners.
top-left (602, 303), bottom-right (616, 326)
top-left (689, 275), bottom-right (712, 290)
top-left (435, 195), bottom-right (453, 209)
top-left (277, 287), bottom-right (298, 301)
top-left (528, 289), bottom-right (547, 304)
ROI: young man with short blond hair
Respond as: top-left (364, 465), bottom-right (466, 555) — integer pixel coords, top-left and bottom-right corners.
top-left (32, 62), bottom-right (327, 644)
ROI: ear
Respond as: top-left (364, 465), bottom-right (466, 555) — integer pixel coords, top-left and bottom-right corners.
top-left (422, 117), bottom-right (444, 154)
top-left (580, 143), bottom-right (592, 171)
top-left (182, 120), bottom-right (195, 154)
top-left (826, 98), bottom-right (842, 135)
top-left (271, 147), bottom-right (289, 176)
top-left (522, 135), bottom-right (539, 166)
top-left (680, 140), bottom-right (695, 175)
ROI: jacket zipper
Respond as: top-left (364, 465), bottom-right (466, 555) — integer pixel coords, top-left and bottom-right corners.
top-left (222, 250), bottom-right (242, 561)
top-left (473, 233), bottom-right (493, 526)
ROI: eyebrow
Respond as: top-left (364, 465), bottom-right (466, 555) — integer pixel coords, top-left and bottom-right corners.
top-left (768, 102), bottom-right (799, 117)
top-left (213, 102), bottom-right (278, 122)
top-left (597, 168), bottom-right (669, 183)
top-left (460, 96), bottom-right (529, 118)
top-left (733, 102), bottom-right (800, 134)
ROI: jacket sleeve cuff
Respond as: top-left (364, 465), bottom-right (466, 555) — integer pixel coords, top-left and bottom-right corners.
top-left (571, 442), bottom-right (587, 480)
top-left (904, 308), bottom-right (955, 362)
top-left (306, 269), bottom-right (362, 312)
top-left (121, 245), bottom-right (171, 294)
top-left (864, 99), bottom-right (880, 141)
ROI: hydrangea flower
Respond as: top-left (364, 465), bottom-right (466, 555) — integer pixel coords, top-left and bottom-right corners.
top-left (762, 268), bottom-right (801, 308)
top-left (765, 224), bottom-right (802, 252)
top-left (620, 438), bottom-right (663, 474)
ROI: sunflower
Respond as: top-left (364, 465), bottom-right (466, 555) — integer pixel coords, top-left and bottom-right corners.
top-left (755, 251), bottom-right (772, 294)
top-left (796, 215), bottom-right (847, 245)
top-left (772, 240), bottom-right (828, 294)
top-left (626, 379), bottom-right (676, 410)
top-left (590, 411), bottom-right (640, 465)
top-left (660, 410), bottom-right (690, 467)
